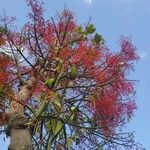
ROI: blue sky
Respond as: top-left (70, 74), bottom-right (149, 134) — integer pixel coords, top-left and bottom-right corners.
top-left (0, 0), bottom-right (150, 149)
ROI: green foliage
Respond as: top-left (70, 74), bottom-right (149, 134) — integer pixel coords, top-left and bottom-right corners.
top-left (0, 26), bottom-right (7, 35)
top-left (44, 78), bottom-right (55, 88)
top-left (56, 63), bottom-right (62, 73)
top-left (52, 99), bottom-right (61, 108)
top-left (0, 0), bottom-right (139, 149)
top-left (76, 24), bottom-right (96, 35)
top-left (94, 33), bottom-right (104, 45)
top-left (67, 137), bottom-right (73, 149)
top-left (70, 66), bottom-right (78, 76)
top-left (85, 24), bottom-right (96, 35)
top-left (47, 118), bottom-right (63, 135)
top-left (0, 85), bottom-right (4, 97)
top-left (76, 26), bottom-right (84, 34)
top-left (54, 121), bottom-right (63, 135)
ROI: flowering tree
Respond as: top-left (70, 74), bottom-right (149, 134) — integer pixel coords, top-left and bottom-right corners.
top-left (0, 0), bottom-right (143, 149)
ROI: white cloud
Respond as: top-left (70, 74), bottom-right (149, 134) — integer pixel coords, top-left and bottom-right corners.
top-left (84, 0), bottom-right (93, 4)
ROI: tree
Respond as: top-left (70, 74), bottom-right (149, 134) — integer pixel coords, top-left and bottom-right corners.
top-left (0, 0), bottom-right (143, 149)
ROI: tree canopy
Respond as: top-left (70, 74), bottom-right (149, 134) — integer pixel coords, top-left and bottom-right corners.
top-left (0, 0), bottom-right (143, 149)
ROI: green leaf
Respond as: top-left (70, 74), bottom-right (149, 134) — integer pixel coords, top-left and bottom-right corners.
top-left (0, 85), bottom-right (4, 96)
top-left (69, 106), bottom-right (77, 121)
top-left (76, 26), bottom-right (83, 34)
top-left (47, 118), bottom-right (63, 136)
top-left (85, 24), bottom-right (96, 34)
top-left (94, 33), bottom-right (103, 45)
top-left (70, 106), bottom-right (76, 111)
top-left (54, 121), bottom-right (63, 135)
top-left (46, 121), bottom-right (52, 132)
top-left (56, 63), bottom-right (62, 73)
top-left (69, 113), bottom-right (75, 121)
top-left (47, 118), bottom-right (57, 133)
top-left (53, 99), bottom-right (61, 108)
top-left (70, 66), bottom-right (77, 76)
top-left (0, 26), bottom-right (7, 35)
top-left (67, 137), bottom-right (73, 148)
top-left (45, 78), bottom-right (55, 87)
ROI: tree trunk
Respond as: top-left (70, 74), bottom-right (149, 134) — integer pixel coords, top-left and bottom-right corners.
top-left (9, 128), bottom-right (32, 150)
top-left (8, 77), bottom-right (37, 150)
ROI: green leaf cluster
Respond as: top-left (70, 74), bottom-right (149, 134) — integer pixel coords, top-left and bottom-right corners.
top-left (45, 78), bottom-right (55, 88)
top-left (47, 118), bottom-right (63, 135)
top-left (70, 66), bottom-right (78, 76)
top-left (0, 26), bottom-right (7, 35)
top-left (75, 26), bottom-right (84, 34)
top-left (76, 24), bottom-right (96, 35)
top-left (0, 85), bottom-right (4, 96)
top-left (85, 24), bottom-right (96, 35)
top-left (94, 33), bottom-right (104, 45)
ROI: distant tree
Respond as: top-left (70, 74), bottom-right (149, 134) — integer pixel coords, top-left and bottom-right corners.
top-left (0, 0), bottom-right (143, 149)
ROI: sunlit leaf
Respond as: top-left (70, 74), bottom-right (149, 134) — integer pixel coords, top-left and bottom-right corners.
top-left (94, 33), bottom-right (103, 45)
top-left (45, 78), bottom-right (55, 88)
top-left (67, 137), bottom-right (73, 148)
top-left (70, 66), bottom-right (77, 76)
top-left (54, 121), bottom-right (63, 135)
top-left (85, 24), bottom-right (96, 34)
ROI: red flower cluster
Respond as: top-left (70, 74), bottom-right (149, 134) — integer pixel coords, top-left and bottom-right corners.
top-left (0, 0), bottom-right (139, 140)
top-left (88, 39), bottom-right (138, 136)
top-left (0, 54), bottom-right (13, 85)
